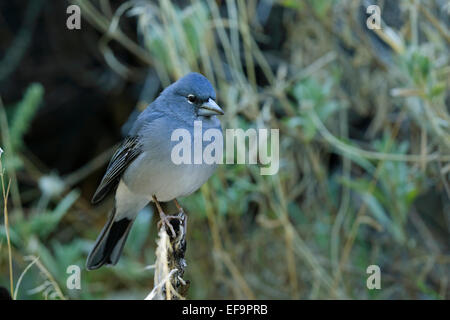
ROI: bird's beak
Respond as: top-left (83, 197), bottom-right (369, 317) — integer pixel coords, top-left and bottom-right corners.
top-left (198, 98), bottom-right (224, 116)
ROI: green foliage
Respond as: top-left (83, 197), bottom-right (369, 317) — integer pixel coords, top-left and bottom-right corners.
top-left (308, 0), bottom-right (335, 18)
top-left (340, 136), bottom-right (421, 243)
top-left (405, 50), bottom-right (431, 86)
top-left (139, 1), bottom-right (209, 76)
top-left (290, 78), bottom-right (340, 141)
top-left (28, 190), bottom-right (80, 239)
top-left (0, 83), bottom-right (43, 173)
top-left (0, 191), bottom-right (79, 250)
top-left (9, 83), bottom-right (44, 151)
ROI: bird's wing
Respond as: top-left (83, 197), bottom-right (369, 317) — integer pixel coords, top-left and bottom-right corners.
top-left (91, 136), bottom-right (143, 204)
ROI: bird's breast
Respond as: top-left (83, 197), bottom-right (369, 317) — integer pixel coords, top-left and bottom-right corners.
top-left (122, 116), bottom-right (222, 202)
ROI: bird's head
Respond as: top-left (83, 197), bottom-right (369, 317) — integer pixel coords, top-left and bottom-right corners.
top-left (162, 72), bottom-right (224, 118)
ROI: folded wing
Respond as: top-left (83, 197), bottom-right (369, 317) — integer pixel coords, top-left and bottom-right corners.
top-left (91, 136), bottom-right (142, 204)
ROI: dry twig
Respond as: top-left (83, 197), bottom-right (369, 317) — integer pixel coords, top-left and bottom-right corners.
top-left (145, 211), bottom-right (189, 300)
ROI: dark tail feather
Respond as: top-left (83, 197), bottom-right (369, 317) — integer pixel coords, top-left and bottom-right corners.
top-left (86, 208), bottom-right (134, 270)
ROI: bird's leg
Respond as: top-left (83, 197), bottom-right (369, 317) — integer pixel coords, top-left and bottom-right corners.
top-left (174, 198), bottom-right (184, 214)
top-left (152, 195), bottom-right (182, 238)
top-left (173, 198), bottom-right (187, 235)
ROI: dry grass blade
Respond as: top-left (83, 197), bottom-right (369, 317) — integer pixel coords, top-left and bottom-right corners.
top-left (1, 149), bottom-right (13, 299)
top-left (13, 255), bottom-right (40, 300)
top-left (32, 257), bottom-right (66, 300)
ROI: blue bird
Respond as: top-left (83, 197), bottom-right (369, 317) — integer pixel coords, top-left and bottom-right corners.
top-left (86, 72), bottom-right (224, 270)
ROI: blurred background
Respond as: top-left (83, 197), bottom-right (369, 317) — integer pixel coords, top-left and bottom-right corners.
top-left (0, 0), bottom-right (449, 300)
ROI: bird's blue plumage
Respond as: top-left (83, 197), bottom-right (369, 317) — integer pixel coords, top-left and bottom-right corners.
top-left (87, 72), bottom-right (223, 270)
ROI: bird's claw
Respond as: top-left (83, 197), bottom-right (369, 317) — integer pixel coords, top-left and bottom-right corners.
top-left (158, 213), bottom-right (183, 238)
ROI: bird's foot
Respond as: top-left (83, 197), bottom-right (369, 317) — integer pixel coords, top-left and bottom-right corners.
top-left (152, 195), bottom-right (186, 237)
top-left (173, 198), bottom-right (187, 235)
top-left (174, 199), bottom-right (184, 214)
top-left (157, 211), bottom-right (183, 238)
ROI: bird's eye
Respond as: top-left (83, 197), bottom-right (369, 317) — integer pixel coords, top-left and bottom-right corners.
top-left (187, 94), bottom-right (197, 104)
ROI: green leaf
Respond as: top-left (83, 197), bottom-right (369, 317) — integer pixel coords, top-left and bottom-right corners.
top-left (30, 190), bottom-right (80, 238)
top-left (10, 83), bottom-right (44, 150)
